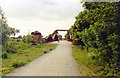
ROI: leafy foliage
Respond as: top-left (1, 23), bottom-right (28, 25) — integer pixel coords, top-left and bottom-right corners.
top-left (0, 7), bottom-right (20, 46)
top-left (70, 2), bottom-right (120, 76)
top-left (58, 35), bottom-right (62, 39)
top-left (2, 51), bottom-right (7, 59)
top-left (12, 61), bottom-right (26, 68)
top-left (31, 31), bottom-right (40, 35)
top-left (22, 35), bottom-right (34, 43)
top-left (47, 31), bottom-right (62, 39)
top-left (2, 40), bottom-right (58, 76)
top-left (65, 31), bottom-right (69, 39)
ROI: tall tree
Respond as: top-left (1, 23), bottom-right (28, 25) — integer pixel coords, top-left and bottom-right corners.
top-left (70, 2), bottom-right (120, 76)
top-left (0, 7), bottom-right (20, 45)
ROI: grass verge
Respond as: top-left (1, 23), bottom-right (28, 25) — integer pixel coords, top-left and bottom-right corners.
top-left (72, 45), bottom-right (97, 76)
top-left (2, 43), bottom-right (58, 76)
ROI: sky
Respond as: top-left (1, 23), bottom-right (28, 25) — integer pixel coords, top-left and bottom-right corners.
top-left (0, 0), bottom-right (84, 38)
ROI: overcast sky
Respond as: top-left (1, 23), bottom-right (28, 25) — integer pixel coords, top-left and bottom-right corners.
top-left (0, 0), bottom-right (84, 37)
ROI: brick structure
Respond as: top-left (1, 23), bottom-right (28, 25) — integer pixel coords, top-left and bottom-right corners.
top-left (33, 33), bottom-right (42, 43)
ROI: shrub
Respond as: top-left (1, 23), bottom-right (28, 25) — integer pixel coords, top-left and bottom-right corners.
top-left (41, 39), bottom-right (45, 43)
top-left (50, 48), bottom-right (52, 51)
top-left (72, 40), bottom-right (85, 46)
top-left (22, 35), bottom-right (34, 43)
top-left (5, 41), bottom-right (18, 53)
top-left (39, 40), bottom-right (43, 44)
top-left (6, 48), bottom-right (16, 53)
top-left (70, 2), bottom-right (120, 76)
top-left (36, 44), bottom-right (41, 48)
top-left (72, 40), bottom-right (80, 45)
top-left (12, 61), bottom-right (26, 68)
top-left (27, 59), bottom-right (31, 62)
top-left (44, 51), bottom-right (47, 53)
top-left (2, 51), bottom-right (8, 59)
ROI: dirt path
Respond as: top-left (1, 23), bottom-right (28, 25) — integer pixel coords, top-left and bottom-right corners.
top-left (6, 41), bottom-right (81, 76)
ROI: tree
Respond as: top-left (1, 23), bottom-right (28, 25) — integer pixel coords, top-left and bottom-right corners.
top-left (65, 31), bottom-right (69, 39)
top-left (70, 2), bottom-right (120, 76)
top-left (31, 31), bottom-right (40, 35)
top-left (22, 35), bottom-right (34, 44)
top-left (0, 7), bottom-right (20, 45)
top-left (31, 30), bottom-right (43, 38)
top-left (58, 35), bottom-right (62, 39)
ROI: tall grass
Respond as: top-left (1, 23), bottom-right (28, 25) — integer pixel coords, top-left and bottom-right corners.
top-left (2, 41), bottom-right (58, 76)
top-left (72, 46), bottom-right (88, 65)
top-left (72, 45), bottom-right (97, 76)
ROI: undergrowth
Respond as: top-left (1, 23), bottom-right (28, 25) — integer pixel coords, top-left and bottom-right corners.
top-left (1, 41), bottom-right (58, 76)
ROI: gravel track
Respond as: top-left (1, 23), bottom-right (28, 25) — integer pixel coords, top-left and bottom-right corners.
top-left (6, 41), bottom-right (80, 76)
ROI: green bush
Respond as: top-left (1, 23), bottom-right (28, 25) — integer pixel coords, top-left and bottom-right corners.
top-left (17, 42), bottom-right (31, 50)
top-left (69, 2), bottom-right (120, 76)
top-left (12, 61), bottom-right (26, 68)
top-left (44, 51), bottom-right (47, 53)
top-left (6, 48), bottom-right (17, 53)
top-left (5, 41), bottom-right (18, 53)
top-left (36, 44), bottom-right (41, 48)
top-left (39, 40), bottom-right (43, 44)
top-left (50, 48), bottom-right (52, 51)
top-left (22, 35), bottom-right (34, 43)
top-left (41, 39), bottom-right (45, 43)
top-left (2, 51), bottom-right (8, 59)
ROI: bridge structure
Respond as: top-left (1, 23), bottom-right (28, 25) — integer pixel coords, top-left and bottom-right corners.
top-left (53, 29), bottom-right (72, 41)
top-left (45, 29), bottom-right (72, 43)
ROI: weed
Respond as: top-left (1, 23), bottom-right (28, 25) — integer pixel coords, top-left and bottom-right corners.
top-left (2, 51), bottom-right (8, 59)
top-left (12, 61), bottom-right (26, 68)
top-left (50, 48), bottom-right (53, 51)
top-left (2, 43), bottom-right (58, 76)
top-left (72, 45), bottom-right (97, 76)
top-left (44, 51), bottom-right (47, 53)
top-left (27, 59), bottom-right (31, 62)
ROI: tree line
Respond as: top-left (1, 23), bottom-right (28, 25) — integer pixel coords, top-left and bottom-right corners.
top-left (0, 7), bottom-right (20, 46)
top-left (67, 2), bottom-right (120, 76)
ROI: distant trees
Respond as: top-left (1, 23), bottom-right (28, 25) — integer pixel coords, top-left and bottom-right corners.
top-left (22, 35), bottom-right (34, 44)
top-left (31, 31), bottom-right (40, 35)
top-left (0, 7), bottom-right (20, 46)
top-left (58, 35), bottom-right (62, 39)
top-left (65, 31), bottom-right (69, 39)
top-left (22, 31), bottom-right (43, 44)
top-left (47, 31), bottom-right (63, 39)
top-left (69, 2), bottom-right (120, 76)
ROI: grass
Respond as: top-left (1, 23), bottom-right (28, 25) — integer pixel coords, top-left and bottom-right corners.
top-left (2, 43), bottom-right (58, 76)
top-left (72, 46), bottom-right (89, 65)
top-left (72, 45), bottom-right (97, 76)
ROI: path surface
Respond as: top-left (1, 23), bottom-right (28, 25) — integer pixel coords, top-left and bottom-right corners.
top-left (6, 41), bottom-right (80, 76)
